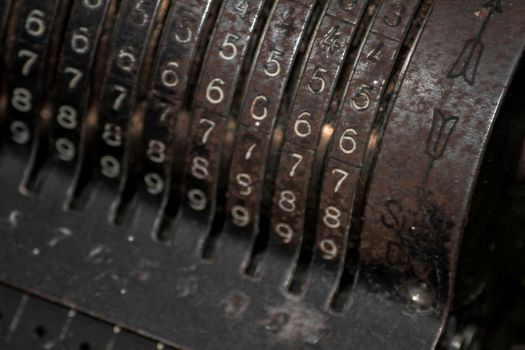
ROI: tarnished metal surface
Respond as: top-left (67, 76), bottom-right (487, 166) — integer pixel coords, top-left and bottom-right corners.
top-left (0, 0), bottom-right (524, 348)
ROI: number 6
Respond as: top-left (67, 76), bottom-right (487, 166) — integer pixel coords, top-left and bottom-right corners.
top-left (25, 10), bottom-right (46, 37)
top-left (294, 112), bottom-right (312, 138)
top-left (339, 128), bottom-right (357, 155)
top-left (206, 78), bottom-right (225, 105)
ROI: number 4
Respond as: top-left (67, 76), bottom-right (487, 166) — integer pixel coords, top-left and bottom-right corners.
top-left (234, 0), bottom-right (249, 17)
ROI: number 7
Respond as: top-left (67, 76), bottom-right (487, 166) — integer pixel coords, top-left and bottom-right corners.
top-left (332, 168), bottom-right (348, 193)
top-left (64, 66), bottom-right (83, 89)
top-left (289, 153), bottom-right (303, 177)
top-left (112, 85), bottom-right (127, 111)
top-left (199, 118), bottom-right (215, 144)
top-left (18, 49), bottom-right (38, 76)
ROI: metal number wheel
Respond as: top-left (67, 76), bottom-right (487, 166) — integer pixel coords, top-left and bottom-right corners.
top-left (0, 0), bottom-right (524, 349)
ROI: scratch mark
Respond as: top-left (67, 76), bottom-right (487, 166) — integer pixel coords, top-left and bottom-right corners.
top-left (5, 294), bottom-right (29, 343)
top-left (8, 211), bottom-right (22, 228)
top-left (48, 227), bottom-right (73, 248)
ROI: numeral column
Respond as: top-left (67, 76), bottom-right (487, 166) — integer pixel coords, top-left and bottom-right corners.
top-left (310, 0), bottom-right (421, 303)
top-left (222, 0), bottom-right (317, 269)
top-left (3, 0), bottom-right (67, 185)
top-left (267, 0), bottom-right (368, 284)
top-left (93, 0), bottom-right (163, 210)
top-left (47, 0), bottom-right (113, 201)
top-left (138, 0), bottom-right (218, 235)
top-left (176, 0), bottom-right (269, 235)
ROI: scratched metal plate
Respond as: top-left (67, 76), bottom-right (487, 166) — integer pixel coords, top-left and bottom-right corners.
top-left (0, 1), bottom-right (524, 349)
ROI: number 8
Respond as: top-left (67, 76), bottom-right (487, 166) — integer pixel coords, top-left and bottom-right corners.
top-left (323, 206), bottom-right (341, 229)
top-left (278, 190), bottom-right (296, 212)
top-left (11, 88), bottom-right (32, 112)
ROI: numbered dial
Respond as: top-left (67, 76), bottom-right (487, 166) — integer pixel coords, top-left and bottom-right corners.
top-left (5, 0), bottom-right (65, 154)
top-left (225, 0), bottom-right (317, 243)
top-left (95, 0), bottom-right (162, 186)
top-left (0, 0), bottom-right (12, 56)
top-left (139, 0), bottom-right (217, 204)
top-left (316, 0), bottom-right (421, 264)
top-left (179, 0), bottom-right (268, 224)
top-left (270, 0), bottom-right (367, 248)
top-left (50, 0), bottom-right (112, 176)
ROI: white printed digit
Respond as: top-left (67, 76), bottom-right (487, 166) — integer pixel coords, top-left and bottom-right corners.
top-left (11, 88), bottom-right (32, 112)
top-left (278, 190), bottom-right (296, 212)
top-left (18, 50), bottom-right (38, 76)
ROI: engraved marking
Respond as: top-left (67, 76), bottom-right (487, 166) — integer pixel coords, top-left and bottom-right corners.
top-left (278, 9), bottom-right (291, 26)
top-left (424, 109), bottom-right (459, 182)
top-left (320, 26), bottom-right (342, 55)
top-left (447, 0), bottom-right (502, 85)
top-left (380, 199), bottom-right (404, 231)
top-left (277, 8), bottom-right (296, 34)
top-left (425, 109), bottom-right (459, 161)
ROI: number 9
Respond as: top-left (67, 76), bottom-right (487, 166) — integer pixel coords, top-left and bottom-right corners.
top-left (319, 239), bottom-right (338, 260)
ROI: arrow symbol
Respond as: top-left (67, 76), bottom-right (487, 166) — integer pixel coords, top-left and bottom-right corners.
top-left (447, 0), bottom-right (503, 85)
top-left (425, 109), bottom-right (459, 161)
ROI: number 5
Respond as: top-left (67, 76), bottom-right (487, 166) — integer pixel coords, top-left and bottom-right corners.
top-left (308, 67), bottom-right (327, 94)
top-left (219, 32), bottom-right (240, 61)
top-left (264, 50), bottom-right (283, 77)
top-left (351, 83), bottom-right (373, 111)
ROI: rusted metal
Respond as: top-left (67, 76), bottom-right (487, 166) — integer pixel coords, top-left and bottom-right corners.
top-left (0, 0), bottom-right (524, 348)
